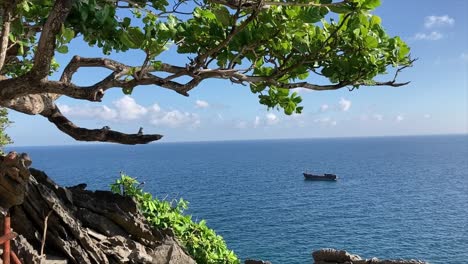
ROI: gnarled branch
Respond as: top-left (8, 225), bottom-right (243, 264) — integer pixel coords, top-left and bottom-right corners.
top-left (41, 105), bottom-right (163, 145)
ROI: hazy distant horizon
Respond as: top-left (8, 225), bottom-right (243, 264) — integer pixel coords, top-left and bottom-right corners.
top-left (8, 132), bottom-right (467, 148)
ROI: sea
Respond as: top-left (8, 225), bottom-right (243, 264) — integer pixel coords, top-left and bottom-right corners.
top-left (11, 135), bottom-right (468, 264)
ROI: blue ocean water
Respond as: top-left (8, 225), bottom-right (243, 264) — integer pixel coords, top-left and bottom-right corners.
top-left (11, 135), bottom-right (468, 263)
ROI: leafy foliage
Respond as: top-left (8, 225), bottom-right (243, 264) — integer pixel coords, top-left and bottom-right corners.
top-left (3, 0), bottom-right (412, 117)
top-left (0, 108), bottom-right (12, 154)
top-left (110, 173), bottom-right (240, 264)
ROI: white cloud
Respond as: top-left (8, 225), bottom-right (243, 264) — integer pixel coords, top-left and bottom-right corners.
top-left (320, 104), bottom-right (329, 112)
top-left (100, 106), bottom-right (119, 120)
top-left (58, 96), bottom-right (200, 128)
top-left (424, 114), bottom-right (431, 119)
top-left (113, 96), bottom-right (147, 120)
top-left (339, 98), bottom-right (352, 112)
top-left (413, 31), bottom-right (443, 41)
top-left (235, 121), bottom-right (248, 129)
top-left (150, 103), bottom-right (161, 113)
top-left (195, 100), bottom-right (210, 109)
top-left (424, 15), bottom-right (455, 28)
top-left (58, 104), bottom-right (118, 121)
top-left (149, 109), bottom-right (200, 128)
top-left (254, 116), bottom-right (261, 128)
top-left (252, 113), bottom-right (281, 127)
top-left (266, 113), bottom-right (279, 125)
top-left (396, 115), bottom-right (404, 122)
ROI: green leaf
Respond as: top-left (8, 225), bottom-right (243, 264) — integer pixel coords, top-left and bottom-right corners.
top-left (21, 1), bottom-right (30, 12)
top-left (119, 32), bottom-right (135, 48)
top-left (127, 27), bottom-right (145, 47)
top-left (80, 7), bottom-right (88, 21)
top-left (122, 87), bottom-right (133, 95)
top-left (364, 36), bottom-right (378, 48)
top-left (370, 15), bottom-right (382, 25)
top-left (122, 17), bottom-right (131, 28)
top-left (62, 28), bottom-right (75, 43)
top-left (213, 7), bottom-right (231, 26)
top-left (18, 44), bottom-right (24, 56)
top-left (200, 10), bottom-right (216, 20)
top-left (56, 45), bottom-right (69, 54)
top-left (152, 61), bottom-right (163, 70)
top-left (300, 7), bottom-right (323, 23)
top-left (361, 0), bottom-right (381, 10)
top-left (328, 5), bottom-right (354, 14)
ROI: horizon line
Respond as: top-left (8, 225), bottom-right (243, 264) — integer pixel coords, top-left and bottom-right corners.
top-left (8, 132), bottom-right (467, 148)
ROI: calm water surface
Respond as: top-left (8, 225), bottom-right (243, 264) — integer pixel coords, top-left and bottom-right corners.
top-left (12, 135), bottom-right (468, 263)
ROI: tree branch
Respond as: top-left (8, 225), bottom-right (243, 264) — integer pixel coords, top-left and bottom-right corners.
top-left (30, 0), bottom-right (73, 80)
top-left (41, 105), bottom-right (163, 145)
top-left (208, 0), bottom-right (350, 10)
top-left (194, 0), bottom-right (263, 66)
top-left (0, 1), bottom-right (17, 72)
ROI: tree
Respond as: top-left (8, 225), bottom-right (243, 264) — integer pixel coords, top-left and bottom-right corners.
top-left (0, 107), bottom-right (12, 152)
top-left (0, 0), bottom-right (413, 145)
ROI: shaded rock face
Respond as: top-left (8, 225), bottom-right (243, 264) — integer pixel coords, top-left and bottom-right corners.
top-left (0, 165), bottom-right (195, 264)
top-left (0, 152), bottom-right (32, 213)
top-left (312, 248), bottom-right (427, 264)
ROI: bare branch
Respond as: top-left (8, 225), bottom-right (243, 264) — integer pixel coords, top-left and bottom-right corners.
top-left (30, 0), bottom-right (73, 79)
top-left (60, 56), bottom-right (128, 83)
top-left (41, 105), bottom-right (163, 145)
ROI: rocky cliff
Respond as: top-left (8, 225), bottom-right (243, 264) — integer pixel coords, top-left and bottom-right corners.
top-left (0, 152), bottom-right (195, 264)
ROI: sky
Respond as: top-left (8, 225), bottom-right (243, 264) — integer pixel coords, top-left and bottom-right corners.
top-left (7, 0), bottom-right (468, 146)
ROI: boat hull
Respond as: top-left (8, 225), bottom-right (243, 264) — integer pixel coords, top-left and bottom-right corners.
top-left (303, 173), bottom-right (337, 181)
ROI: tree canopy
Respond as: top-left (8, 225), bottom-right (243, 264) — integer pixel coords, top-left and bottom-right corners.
top-left (0, 0), bottom-right (413, 144)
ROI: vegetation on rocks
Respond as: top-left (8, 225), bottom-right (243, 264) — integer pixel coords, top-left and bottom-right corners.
top-left (0, 107), bottom-right (12, 153)
top-left (111, 173), bottom-right (240, 264)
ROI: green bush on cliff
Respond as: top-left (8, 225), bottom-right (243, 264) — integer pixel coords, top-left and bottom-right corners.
top-left (111, 173), bottom-right (240, 264)
top-left (0, 108), bottom-right (12, 154)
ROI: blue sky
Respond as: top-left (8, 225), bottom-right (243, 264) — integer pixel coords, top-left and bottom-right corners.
top-left (7, 0), bottom-right (468, 146)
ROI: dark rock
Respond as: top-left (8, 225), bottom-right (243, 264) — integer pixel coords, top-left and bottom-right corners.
top-left (312, 248), bottom-right (358, 263)
top-left (0, 157), bottom-right (196, 264)
top-left (0, 151), bottom-right (32, 210)
top-left (20, 153), bottom-right (32, 167)
top-left (312, 249), bottom-right (427, 264)
top-left (67, 183), bottom-right (87, 190)
top-left (12, 234), bottom-right (42, 264)
top-left (245, 259), bottom-right (272, 264)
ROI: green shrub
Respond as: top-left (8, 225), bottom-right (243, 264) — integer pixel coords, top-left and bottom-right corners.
top-left (0, 108), bottom-right (12, 154)
top-left (110, 173), bottom-right (240, 264)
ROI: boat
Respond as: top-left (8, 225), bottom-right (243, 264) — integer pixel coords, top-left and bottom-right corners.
top-left (303, 173), bottom-right (337, 181)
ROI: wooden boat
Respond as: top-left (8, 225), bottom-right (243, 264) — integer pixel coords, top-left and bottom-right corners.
top-left (303, 173), bottom-right (337, 181)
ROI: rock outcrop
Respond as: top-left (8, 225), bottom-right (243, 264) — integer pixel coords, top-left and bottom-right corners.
top-left (0, 152), bottom-right (32, 214)
top-left (244, 259), bottom-right (272, 264)
top-left (0, 152), bottom-right (195, 264)
top-left (312, 248), bottom-right (427, 264)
